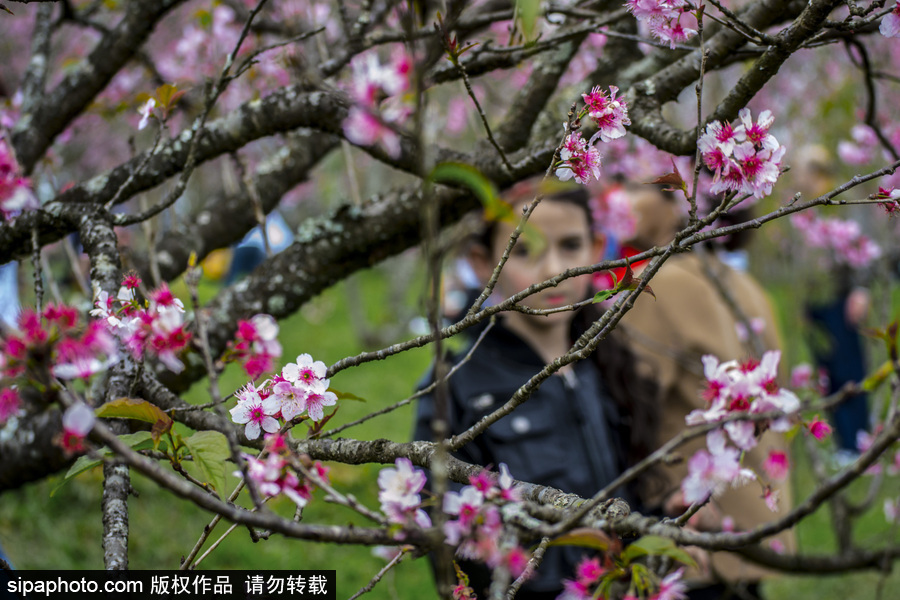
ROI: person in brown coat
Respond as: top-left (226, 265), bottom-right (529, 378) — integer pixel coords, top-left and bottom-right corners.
top-left (616, 185), bottom-right (795, 600)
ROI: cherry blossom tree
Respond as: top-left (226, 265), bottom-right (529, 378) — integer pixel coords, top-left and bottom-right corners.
top-left (1, 0), bottom-right (900, 598)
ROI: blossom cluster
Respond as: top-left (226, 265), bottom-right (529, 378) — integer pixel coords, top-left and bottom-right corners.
top-left (0, 138), bottom-right (38, 220)
top-left (377, 457), bottom-right (431, 529)
top-left (442, 464), bottom-right (530, 578)
top-left (699, 109), bottom-right (786, 200)
top-left (238, 433), bottom-right (330, 508)
top-left (91, 276), bottom-right (192, 373)
top-left (556, 86), bottom-right (630, 185)
top-left (2, 303), bottom-right (117, 382)
top-left (225, 314), bottom-right (283, 380)
top-left (229, 353), bottom-right (337, 439)
top-left (626, 0), bottom-right (697, 49)
top-left (342, 47), bottom-right (413, 158)
top-left (682, 352), bottom-right (802, 505)
top-left (790, 211), bottom-right (882, 268)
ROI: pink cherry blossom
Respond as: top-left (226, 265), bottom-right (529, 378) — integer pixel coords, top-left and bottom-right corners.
top-left (377, 458), bottom-right (431, 529)
top-left (885, 498), bottom-right (900, 522)
top-left (0, 388), bottom-right (21, 423)
top-left (137, 98), bottom-right (156, 130)
top-left (592, 185), bottom-right (637, 241)
top-left (230, 384), bottom-right (280, 440)
top-left (575, 556), bottom-right (604, 584)
top-left (807, 416), bottom-right (832, 441)
top-left (0, 139), bottom-right (38, 220)
top-left (700, 110), bottom-right (784, 201)
top-left (880, 2), bottom-right (900, 38)
top-left (763, 450), bottom-right (790, 481)
top-left (283, 353), bottom-right (327, 387)
top-left (59, 402), bottom-right (96, 454)
top-left (654, 567), bottom-right (687, 600)
top-left (228, 314), bottom-right (282, 380)
top-left (305, 386), bottom-right (338, 422)
top-left (649, 16), bottom-right (697, 49)
top-left (626, 0), bottom-right (696, 48)
top-left (271, 378), bottom-right (308, 422)
top-left (582, 85), bottom-right (630, 143)
top-left (738, 108), bottom-right (777, 150)
top-left (556, 131), bottom-right (602, 184)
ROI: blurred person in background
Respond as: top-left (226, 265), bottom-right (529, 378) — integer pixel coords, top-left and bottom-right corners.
top-left (792, 145), bottom-right (871, 464)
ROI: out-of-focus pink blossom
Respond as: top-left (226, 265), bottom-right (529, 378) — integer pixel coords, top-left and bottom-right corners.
top-left (0, 388), bottom-right (21, 423)
top-left (885, 498), bottom-right (900, 522)
top-left (763, 450), bottom-right (790, 481)
top-left (791, 212), bottom-right (882, 268)
top-left (681, 444), bottom-right (742, 504)
top-left (626, 0), bottom-right (696, 48)
top-left (228, 314), bottom-right (282, 380)
top-left (807, 416), bottom-right (832, 441)
top-left (880, 2), bottom-right (900, 38)
top-left (137, 98), bottom-right (156, 130)
top-left (59, 403), bottom-right (96, 454)
top-left (0, 139), bottom-right (38, 220)
top-left (655, 567), bottom-right (688, 600)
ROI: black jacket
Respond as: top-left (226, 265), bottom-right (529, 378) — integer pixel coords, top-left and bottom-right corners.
top-left (413, 320), bottom-right (629, 596)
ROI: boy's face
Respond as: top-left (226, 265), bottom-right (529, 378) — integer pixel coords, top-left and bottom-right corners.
top-left (486, 199), bottom-right (601, 321)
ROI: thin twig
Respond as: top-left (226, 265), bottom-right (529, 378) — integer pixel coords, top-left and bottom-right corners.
top-left (347, 547), bottom-right (409, 600)
top-left (437, 21), bottom-right (514, 174)
top-left (321, 318), bottom-right (496, 438)
top-left (506, 537), bottom-right (549, 599)
top-left (181, 480), bottom-right (246, 569)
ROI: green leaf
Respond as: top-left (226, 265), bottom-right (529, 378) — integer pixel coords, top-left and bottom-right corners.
top-left (330, 388), bottom-right (367, 402)
top-left (183, 431), bottom-right (230, 494)
top-left (620, 535), bottom-right (697, 568)
top-left (52, 432), bottom-right (153, 496)
top-left (862, 361), bottom-right (895, 392)
top-left (95, 398), bottom-right (173, 445)
top-left (96, 397), bottom-right (173, 426)
top-left (592, 289), bottom-right (616, 304)
top-left (516, 0), bottom-right (540, 41)
top-left (547, 528), bottom-right (619, 553)
top-left (428, 162), bottom-right (546, 257)
top-left (430, 162), bottom-right (508, 219)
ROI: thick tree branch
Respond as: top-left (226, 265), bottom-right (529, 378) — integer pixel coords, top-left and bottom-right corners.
top-left (11, 0), bottom-right (187, 172)
top-left (131, 130), bottom-right (339, 282)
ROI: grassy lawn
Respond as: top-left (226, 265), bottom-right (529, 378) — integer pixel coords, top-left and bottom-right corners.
top-left (1, 261), bottom-right (899, 600)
